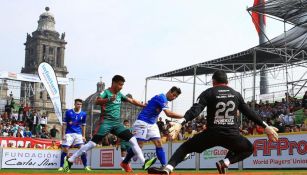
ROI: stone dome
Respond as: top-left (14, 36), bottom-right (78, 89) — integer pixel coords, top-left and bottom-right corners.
top-left (37, 7), bottom-right (56, 32)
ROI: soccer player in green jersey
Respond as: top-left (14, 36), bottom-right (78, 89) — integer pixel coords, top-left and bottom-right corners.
top-left (64, 75), bottom-right (155, 172)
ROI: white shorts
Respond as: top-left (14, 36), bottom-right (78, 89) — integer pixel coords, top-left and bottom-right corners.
top-left (133, 120), bottom-right (161, 141)
top-left (62, 133), bottom-right (84, 147)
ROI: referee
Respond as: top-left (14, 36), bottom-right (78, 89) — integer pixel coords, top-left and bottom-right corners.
top-left (148, 70), bottom-right (278, 174)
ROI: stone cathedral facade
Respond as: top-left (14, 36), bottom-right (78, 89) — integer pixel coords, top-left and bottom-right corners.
top-left (21, 7), bottom-right (68, 119)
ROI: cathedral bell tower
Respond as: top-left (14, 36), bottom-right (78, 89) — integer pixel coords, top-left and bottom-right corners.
top-left (21, 7), bottom-right (68, 111)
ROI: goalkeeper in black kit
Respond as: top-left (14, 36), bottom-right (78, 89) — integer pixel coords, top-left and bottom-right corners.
top-left (148, 70), bottom-right (279, 175)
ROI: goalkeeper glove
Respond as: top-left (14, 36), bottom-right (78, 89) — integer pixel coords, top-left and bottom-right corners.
top-left (263, 121), bottom-right (279, 142)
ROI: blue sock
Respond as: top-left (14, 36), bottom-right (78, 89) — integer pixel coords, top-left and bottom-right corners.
top-left (81, 153), bottom-right (87, 167)
top-left (123, 148), bottom-right (135, 164)
top-left (60, 152), bottom-right (67, 167)
top-left (156, 147), bottom-right (166, 165)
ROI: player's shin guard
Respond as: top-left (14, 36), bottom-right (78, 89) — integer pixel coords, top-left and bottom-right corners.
top-left (156, 147), bottom-right (166, 166)
top-left (129, 137), bottom-right (145, 163)
top-left (60, 152), bottom-right (67, 167)
top-left (123, 148), bottom-right (135, 164)
top-left (81, 152), bottom-right (87, 167)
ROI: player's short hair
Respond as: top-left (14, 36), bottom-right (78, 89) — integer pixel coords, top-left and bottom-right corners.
top-left (112, 75), bottom-right (125, 83)
top-left (212, 70), bottom-right (228, 84)
top-left (123, 119), bottom-right (129, 123)
top-left (170, 86), bottom-right (181, 94)
top-left (74, 99), bottom-right (83, 104)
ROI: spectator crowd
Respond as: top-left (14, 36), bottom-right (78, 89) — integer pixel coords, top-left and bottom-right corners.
top-left (0, 103), bottom-right (60, 148)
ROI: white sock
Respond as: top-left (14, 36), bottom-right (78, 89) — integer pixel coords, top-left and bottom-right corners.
top-left (223, 158), bottom-right (230, 167)
top-left (129, 137), bottom-right (145, 164)
top-left (165, 164), bottom-right (174, 171)
top-left (68, 141), bottom-right (96, 162)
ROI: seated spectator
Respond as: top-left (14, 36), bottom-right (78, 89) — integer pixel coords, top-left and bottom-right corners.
top-left (157, 117), bottom-right (165, 132)
top-left (284, 125), bottom-right (292, 133)
top-left (10, 113), bottom-right (18, 122)
top-left (2, 123), bottom-right (11, 136)
top-left (7, 142), bottom-right (15, 148)
top-left (293, 125), bottom-right (301, 132)
top-left (49, 125), bottom-right (59, 138)
top-left (247, 121), bottom-right (256, 135)
top-left (183, 125), bottom-right (197, 140)
top-left (48, 140), bottom-right (59, 149)
top-left (196, 124), bottom-right (204, 134)
top-left (39, 126), bottom-right (50, 139)
top-left (1, 112), bottom-right (8, 121)
top-left (23, 126), bottom-right (32, 138)
top-left (282, 112), bottom-right (295, 126)
top-left (107, 134), bottom-right (117, 146)
top-left (10, 122), bottom-right (19, 134)
top-left (14, 127), bottom-right (24, 138)
top-left (161, 129), bottom-right (170, 143)
top-left (39, 114), bottom-right (48, 128)
top-left (255, 125), bottom-right (264, 134)
top-left (239, 127), bottom-right (249, 135)
top-left (34, 144), bottom-right (43, 149)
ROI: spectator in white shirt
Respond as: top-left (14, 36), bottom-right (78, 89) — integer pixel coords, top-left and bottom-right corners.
top-left (39, 114), bottom-right (48, 128)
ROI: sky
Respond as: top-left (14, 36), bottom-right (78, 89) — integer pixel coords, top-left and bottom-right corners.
top-left (0, 0), bottom-right (290, 115)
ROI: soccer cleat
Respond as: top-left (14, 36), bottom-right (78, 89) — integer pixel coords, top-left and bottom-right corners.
top-left (216, 160), bottom-right (228, 174)
top-left (147, 166), bottom-right (171, 175)
top-left (84, 166), bottom-right (92, 171)
top-left (120, 162), bottom-right (133, 172)
top-left (143, 157), bottom-right (157, 170)
top-left (63, 156), bottom-right (73, 172)
top-left (57, 167), bottom-right (63, 171)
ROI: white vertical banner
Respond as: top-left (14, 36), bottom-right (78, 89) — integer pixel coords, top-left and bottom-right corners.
top-left (38, 62), bottom-right (63, 125)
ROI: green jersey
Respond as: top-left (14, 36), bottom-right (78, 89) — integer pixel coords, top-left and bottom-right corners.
top-left (100, 89), bottom-right (127, 121)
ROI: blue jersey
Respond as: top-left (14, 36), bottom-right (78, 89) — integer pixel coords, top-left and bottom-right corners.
top-left (137, 94), bottom-right (168, 124)
top-left (64, 109), bottom-right (87, 134)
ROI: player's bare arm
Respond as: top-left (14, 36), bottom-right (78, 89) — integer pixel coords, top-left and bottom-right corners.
top-left (168, 94), bottom-right (207, 139)
top-left (163, 109), bottom-right (183, 119)
top-left (126, 97), bottom-right (146, 107)
top-left (95, 96), bottom-right (115, 105)
top-left (95, 97), bottom-right (108, 105)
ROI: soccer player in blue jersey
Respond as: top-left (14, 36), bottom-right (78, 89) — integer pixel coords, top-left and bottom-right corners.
top-left (120, 86), bottom-right (183, 171)
top-left (58, 99), bottom-right (91, 172)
